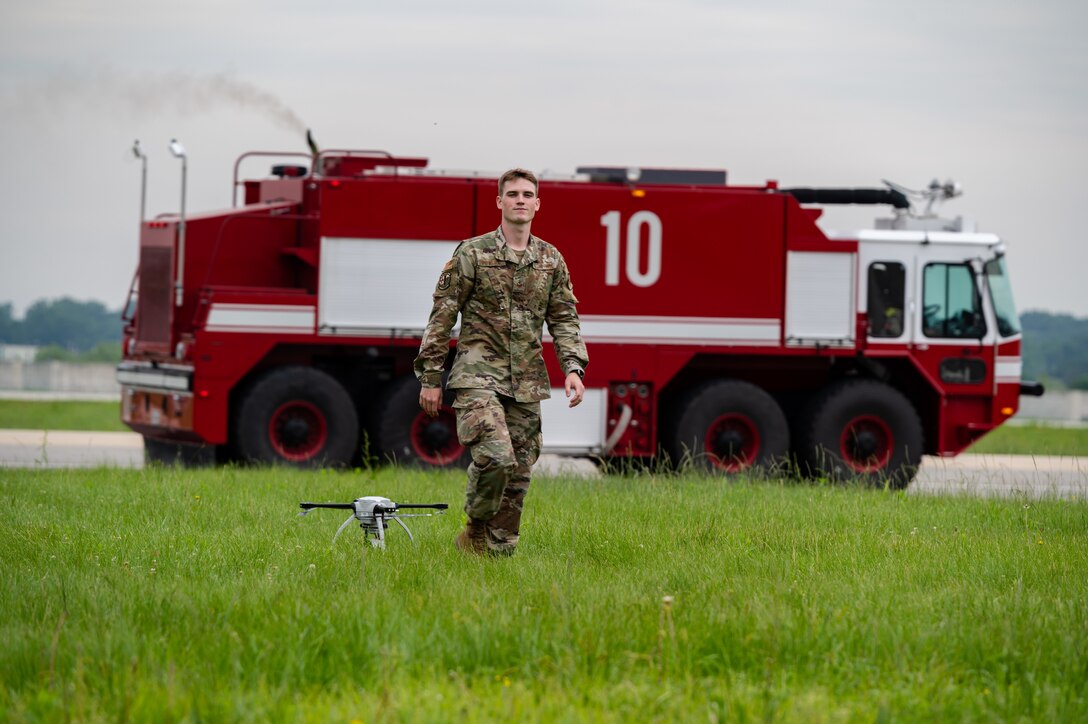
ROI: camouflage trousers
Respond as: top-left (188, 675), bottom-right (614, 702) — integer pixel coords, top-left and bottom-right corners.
top-left (453, 389), bottom-right (542, 555)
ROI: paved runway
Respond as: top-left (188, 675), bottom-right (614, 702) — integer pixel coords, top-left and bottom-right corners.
top-left (1, 429), bottom-right (1085, 500)
top-left (0, 429), bottom-right (144, 468)
top-left (908, 453), bottom-right (1086, 499)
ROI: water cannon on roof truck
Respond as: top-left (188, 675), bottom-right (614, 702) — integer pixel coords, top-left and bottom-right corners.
top-left (117, 137), bottom-right (1042, 487)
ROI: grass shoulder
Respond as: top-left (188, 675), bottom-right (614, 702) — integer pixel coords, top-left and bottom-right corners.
top-left (967, 421), bottom-right (1088, 456)
top-left (2, 399), bottom-right (1085, 457)
top-left (0, 399), bottom-right (127, 432)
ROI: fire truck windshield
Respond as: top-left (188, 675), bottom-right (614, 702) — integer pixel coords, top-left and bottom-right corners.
top-left (984, 255), bottom-right (1021, 337)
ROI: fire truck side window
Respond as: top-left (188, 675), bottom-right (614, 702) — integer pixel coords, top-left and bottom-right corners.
top-left (984, 256), bottom-right (1022, 337)
top-left (867, 262), bottom-right (906, 338)
top-left (922, 263), bottom-right (987, 339)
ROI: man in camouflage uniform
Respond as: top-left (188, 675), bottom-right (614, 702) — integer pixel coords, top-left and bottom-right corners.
top-left (414, 168), bottom-right (588, 556)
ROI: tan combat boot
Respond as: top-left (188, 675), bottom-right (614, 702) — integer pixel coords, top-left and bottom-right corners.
top-left (455, 518), bottom-right (489, 556)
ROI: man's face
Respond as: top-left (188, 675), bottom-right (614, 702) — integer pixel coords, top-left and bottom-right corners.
top-left (497, 178), bottom-right (540, 226)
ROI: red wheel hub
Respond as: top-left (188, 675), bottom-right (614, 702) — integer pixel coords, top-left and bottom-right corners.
top-left (410, 407), bottom-right (464, 465)
top-left (705, 413), bottom-right (760, 472)
top-left (268, 400), bottom-right (328, 462)
top-left (839, 415), bottom-right (893, 472)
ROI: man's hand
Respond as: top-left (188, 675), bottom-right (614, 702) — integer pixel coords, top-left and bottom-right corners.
top-left (419, 386), bottom-right (443, 417)
top-left (564, 371), bottom-right (585, 408)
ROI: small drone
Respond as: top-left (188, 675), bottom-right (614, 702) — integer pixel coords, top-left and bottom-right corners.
top-left (298, 496), bottom-right (448, 549)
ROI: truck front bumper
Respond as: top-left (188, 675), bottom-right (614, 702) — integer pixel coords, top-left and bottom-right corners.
top-left (117, 362), bottom-right (199, 441)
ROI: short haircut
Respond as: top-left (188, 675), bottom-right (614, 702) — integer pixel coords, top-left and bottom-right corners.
top-left (498, 168), bottom-right (538, 195)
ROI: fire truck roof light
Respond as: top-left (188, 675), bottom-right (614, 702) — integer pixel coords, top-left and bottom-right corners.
top-left (271, 164), bottom-right (307, 178)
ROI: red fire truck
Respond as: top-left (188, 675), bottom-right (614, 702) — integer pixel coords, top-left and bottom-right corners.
top-left (117, 141), bottom-right (1041, 486)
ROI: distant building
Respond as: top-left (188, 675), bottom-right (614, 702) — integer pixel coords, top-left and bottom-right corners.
top-left (0, 344), bottom-right (39, 363)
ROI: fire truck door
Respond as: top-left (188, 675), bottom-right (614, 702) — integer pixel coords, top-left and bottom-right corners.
top-left (318, 238), bottom-right (460, 334)
top-left (784, 251), bottom-right (857, 348)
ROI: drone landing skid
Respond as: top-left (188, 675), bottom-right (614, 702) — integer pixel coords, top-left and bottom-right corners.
top-left (333, 510), bottom-right (414, 548)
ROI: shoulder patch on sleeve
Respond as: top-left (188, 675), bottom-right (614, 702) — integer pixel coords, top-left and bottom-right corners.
top-left (434, 258), bottom-right (459, 297)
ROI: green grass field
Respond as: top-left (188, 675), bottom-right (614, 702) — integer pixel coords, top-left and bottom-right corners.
top-left (2, 466), bottom-right (1085, 721)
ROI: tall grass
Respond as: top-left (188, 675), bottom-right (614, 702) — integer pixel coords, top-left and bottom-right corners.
top-left (2, 465), bottom-right (1085, 721)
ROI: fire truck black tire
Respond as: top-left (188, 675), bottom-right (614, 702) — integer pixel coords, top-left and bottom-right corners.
top-left (800, 379), bottom-right (923, 489)
top-left (376, 375), bottom-right (468, 469)
top-left (234, 366), bottom-right (358, 468)
top-left (666, 379), bottom-right (790, 475)
top-left (143, 437), bottom-right (216, 467)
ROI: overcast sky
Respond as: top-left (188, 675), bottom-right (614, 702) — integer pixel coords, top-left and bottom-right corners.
top-left (1, 0), bottom-right (1085, 318)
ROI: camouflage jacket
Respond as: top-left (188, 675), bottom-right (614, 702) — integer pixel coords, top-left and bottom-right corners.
top-left (414, 227), bottom-right (588, 403)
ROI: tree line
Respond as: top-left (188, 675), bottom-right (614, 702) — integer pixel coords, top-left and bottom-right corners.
top-left (1020, 312), bottom-right (1088, 390)
top-left (0, 299), bottom-right (121, 362)
top-left (0, 298), bottom-right (1085, 387)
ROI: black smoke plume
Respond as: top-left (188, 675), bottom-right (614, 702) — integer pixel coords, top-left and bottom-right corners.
top-left (7, 67), bottom-right (306, 133)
